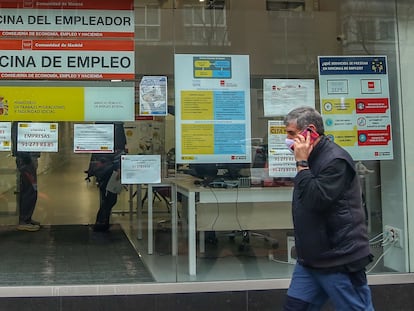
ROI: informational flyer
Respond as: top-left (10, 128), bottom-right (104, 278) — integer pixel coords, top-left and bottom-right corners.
top-left (267, 120), bottom-right (296, 178)
top-left (174, 54), bottom-right (251, 164)
top-left (121, 154), bottom-right (161, 184)
top-left (17, 122), bottom-right (58, 152)
top-left (139, 76), bottom-right (168, 116)
top-left (73, 123), bottom-right (114, 153)
top-left (263, 79), bottom-right (315, 116)
top-left (0, 122), bottom-right (11, 151)
top-left (318, 56), bottom-right (393, 160)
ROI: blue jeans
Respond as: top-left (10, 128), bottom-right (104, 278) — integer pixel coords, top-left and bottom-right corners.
top-left (283, 263), bottom-right (375, 311)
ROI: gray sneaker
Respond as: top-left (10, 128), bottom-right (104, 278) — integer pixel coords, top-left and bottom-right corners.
top-left (17, 223), bottom-right (40, 232)
top-left (30, 219), bottom-right (40, 226)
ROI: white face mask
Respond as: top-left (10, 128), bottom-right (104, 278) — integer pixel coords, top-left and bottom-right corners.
top-left (285, 138), bottom-right (295, 153)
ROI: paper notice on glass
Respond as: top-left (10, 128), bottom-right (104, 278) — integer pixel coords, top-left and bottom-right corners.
top-left (174, 54), bottom-right (252, 164)
top-left (139, 76), bottom-right (168, 116)
top-left (0, 122), bottom-right (11, 151)
top-left (318, 55), bottom-right (392, 161)
top-left (267, 120), bottom-right (296, 178)
top-left (17, 122), bottom-right (58, 152)
top-left (73, 123), bottom-right (114, 153)
top-left (263, 79), bottom-right (315, 116)
top-left (121, 154), bottom-right (161, 184)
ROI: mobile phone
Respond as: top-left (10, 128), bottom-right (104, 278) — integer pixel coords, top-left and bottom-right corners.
top-left (300, 128), bottom-right (319, 144)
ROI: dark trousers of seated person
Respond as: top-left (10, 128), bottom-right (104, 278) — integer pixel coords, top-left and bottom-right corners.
top-left (94, 186), bottom-right (118, 231)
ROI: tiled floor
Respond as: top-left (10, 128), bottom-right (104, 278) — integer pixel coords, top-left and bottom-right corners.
top-left (0, 154), bottom-right (298, 283)
top-left (0, 224), bottom-right (154, 286)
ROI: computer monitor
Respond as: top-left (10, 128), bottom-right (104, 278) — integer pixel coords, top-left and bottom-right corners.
top-left (189, 162), bottom-right (250, 181)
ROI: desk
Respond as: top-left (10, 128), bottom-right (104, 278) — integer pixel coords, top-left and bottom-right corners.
top-left (173, 176), bottom-right (293, 276)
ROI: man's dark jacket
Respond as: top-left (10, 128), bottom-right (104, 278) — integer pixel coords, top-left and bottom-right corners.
top-left (292, 135), bottom-right (371, 269)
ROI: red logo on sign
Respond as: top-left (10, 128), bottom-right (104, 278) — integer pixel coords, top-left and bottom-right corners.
top-left (23, 1), bottom-right (34, 8)
top-left (220, 80), bottom-right (225, 86)
top-left (22, 40), bottom-right (32, 49)
top-left (368, 81), bottom-right (375, 89)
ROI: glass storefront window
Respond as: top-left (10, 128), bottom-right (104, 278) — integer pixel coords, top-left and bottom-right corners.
top-left (0, 0), bottom-right (410, 288)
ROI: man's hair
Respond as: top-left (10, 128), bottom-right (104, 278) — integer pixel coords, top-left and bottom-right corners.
top-left (284, 106), bottom-right (325, 135)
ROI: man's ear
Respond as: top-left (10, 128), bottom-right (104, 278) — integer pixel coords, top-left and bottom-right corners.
top-left (307, 124), bottom-right (317, 132)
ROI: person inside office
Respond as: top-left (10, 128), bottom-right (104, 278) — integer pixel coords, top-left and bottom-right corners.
top-left (88, 122), bottom-right (127, 232)
top-left (282, 106), bottom-right (374, 311)
top-left (11, 122), bottom-right (41, 232)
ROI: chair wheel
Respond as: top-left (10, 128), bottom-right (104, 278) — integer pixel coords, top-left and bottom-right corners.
top-left (242, 233), bottom-right (250, 243)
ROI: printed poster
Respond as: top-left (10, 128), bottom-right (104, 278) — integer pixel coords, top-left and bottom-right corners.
top-left (174, 54), bottom-right (251, 164)
top-left (318, 56), bottom-right (393, 160)
top-left (0, 122), bottom-right (11, 151)
top-left (73, 123), bottom-right (114, 153)
top-left (263, 79), bottom-right (315, 116)
top-left (0, 84), bottom-right (134, 122)
top-left (267, 120), bottom-right (296, 178)
top-left (121, 154), bottom-right (161, 184)
top-left (16, 122), bottom-right (58, 152)
top-left (139, 76), bottom-right (168, 116)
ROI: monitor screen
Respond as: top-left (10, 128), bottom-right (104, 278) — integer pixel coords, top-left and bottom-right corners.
top-left (189, 162), bottom-right (250, 181)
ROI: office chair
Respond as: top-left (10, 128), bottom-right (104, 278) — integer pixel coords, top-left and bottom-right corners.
top-left (227, 230), bottom-right (279, 252)
top-left (141, 186), bottom-right (172, 213)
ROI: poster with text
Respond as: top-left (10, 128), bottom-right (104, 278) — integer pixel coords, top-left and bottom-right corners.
top-left (17, 122), bottom-right (58, 152)
top-left (268, 120), bottom-right (296, 178)
top-left (318, 56), bottom-right (393, 160)
top-left (263, 79), bottom-right (315, 116)
top-left (73, 123), bottom-right (114, 153)
top-left (139, 76), bottom-right (168, 116)
top-left (0, 122), bottom-right (11, 151)
top-left (0, 84), bottom-right (134, 122)
top-left (174, 54), bottom-right (251, 164)
top-left (121, 154), bottom-right (161, 184)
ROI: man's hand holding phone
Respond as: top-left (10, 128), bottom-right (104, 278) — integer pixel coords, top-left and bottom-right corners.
top-left (294, 128), bottom-right (319, 162)
top-left (300, 128), bottom-right (319, 145)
